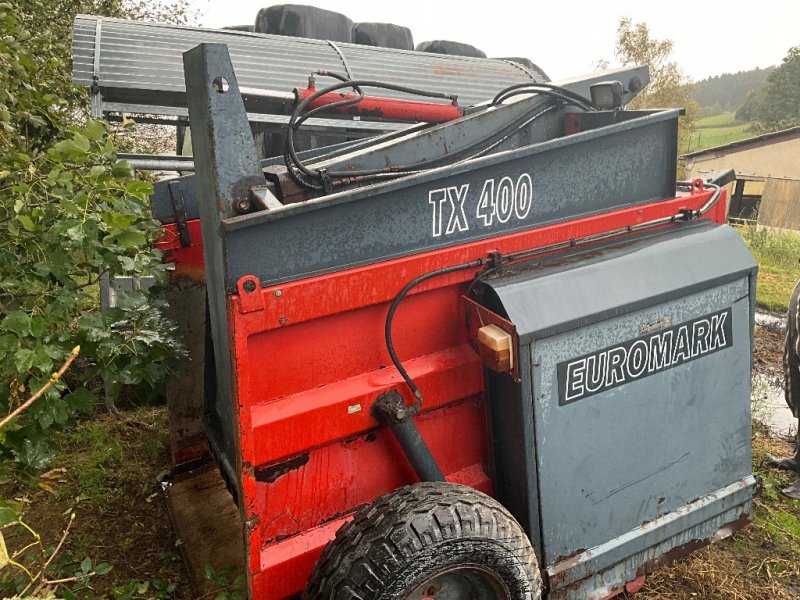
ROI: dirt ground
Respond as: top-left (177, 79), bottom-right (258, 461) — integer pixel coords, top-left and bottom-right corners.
top-left (2, 326), bottom-right (799, 599)
top-left (754, 322), bottom-right (785, 382)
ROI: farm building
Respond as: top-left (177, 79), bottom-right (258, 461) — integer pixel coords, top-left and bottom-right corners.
top-left (682, 126), bottom-right (800, 229)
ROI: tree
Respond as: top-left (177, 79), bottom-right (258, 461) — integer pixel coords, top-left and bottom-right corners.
top-left (738, 45), bottom-right (800, 132)
top-left (0, 1), bottom-right (190, 473)
top-left (610, 18), bottom-right (698, 146)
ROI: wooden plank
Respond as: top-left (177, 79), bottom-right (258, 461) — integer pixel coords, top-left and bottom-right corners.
top-left (758, 177), bottom-right (800, 230)
top-left (164, 465), bottom-right (245, 596)
top-left (165, 277), bottom-right (210, 465)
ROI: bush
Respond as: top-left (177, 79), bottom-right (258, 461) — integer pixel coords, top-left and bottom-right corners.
top-left (0, 3), bottom-right (184, 470)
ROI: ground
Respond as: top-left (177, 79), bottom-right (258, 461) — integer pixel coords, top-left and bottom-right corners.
top-left (1, 321), bottom-right (797, 599)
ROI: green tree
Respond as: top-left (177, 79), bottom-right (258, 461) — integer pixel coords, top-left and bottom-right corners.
top-left (739, 45), bottom-right (800, 132)
top-left (0, 0), bottom-right (188, 473)
top-left (611, 17), bottom-right (698, 146)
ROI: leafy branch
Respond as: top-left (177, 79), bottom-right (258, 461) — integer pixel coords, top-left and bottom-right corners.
top-left (0, 346), bottom-right (79, 430)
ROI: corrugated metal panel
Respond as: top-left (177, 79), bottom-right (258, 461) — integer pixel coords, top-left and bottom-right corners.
top-left (72, 14), bottom-right (543, 115)
top-left (757, 177), bottom-right (800, 230)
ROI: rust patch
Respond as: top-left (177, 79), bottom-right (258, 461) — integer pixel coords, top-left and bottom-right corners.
top-left (254, 454), bottom-right (310, 483)
top-left (550, 515), bottom-right (751, 596)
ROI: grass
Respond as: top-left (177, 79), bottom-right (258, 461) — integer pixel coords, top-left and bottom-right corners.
top-left (685, 112), bottom-right (754, 153)
top-left (738, 223), bottom-right (800, 313)
top-left (0, 407), bottom-right (190, 599)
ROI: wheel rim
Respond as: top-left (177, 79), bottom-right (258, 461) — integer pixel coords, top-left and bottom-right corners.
top-left (405, 565), bottom-right (511, 600)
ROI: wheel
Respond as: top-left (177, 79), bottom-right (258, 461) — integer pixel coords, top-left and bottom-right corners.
top-left (303, 482), bottom-right (542, 600)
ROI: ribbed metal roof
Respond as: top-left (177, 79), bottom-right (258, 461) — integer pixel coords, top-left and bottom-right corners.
top-left (72, 14), bottom-right (545, 116)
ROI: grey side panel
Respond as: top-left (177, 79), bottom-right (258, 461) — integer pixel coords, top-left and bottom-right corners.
top-left (487, 223), bottom-right (758, 341)
top-left (222, 109), bottom-right (679, 288)
top-left (481, 223), bottom-right (757, 592)
top-left (531, 280), bottom-right (752, 563)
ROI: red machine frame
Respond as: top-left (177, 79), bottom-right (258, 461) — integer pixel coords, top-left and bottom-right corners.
top-left (157, 183), bottom-right (726, 598)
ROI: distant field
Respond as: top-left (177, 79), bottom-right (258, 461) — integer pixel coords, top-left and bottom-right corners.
top-left (684, 111), bottom-right (754, 153)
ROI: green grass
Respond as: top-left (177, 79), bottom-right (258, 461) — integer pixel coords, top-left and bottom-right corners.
top-left (696, 112), bottom-right (740, 128)
top-left (738, 224), bottom-right (800, 313)
top-left (685, 111), bottom-right (754, 153)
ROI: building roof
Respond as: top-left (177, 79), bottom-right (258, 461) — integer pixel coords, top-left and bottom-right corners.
top-left (681, 125), bottom-right (800, 159)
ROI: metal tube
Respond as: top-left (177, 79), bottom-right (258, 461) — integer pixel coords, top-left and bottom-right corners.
top-left (372, 390), bottom-right (445, 482)
top-left (389, 418), bottom-right (445, 482)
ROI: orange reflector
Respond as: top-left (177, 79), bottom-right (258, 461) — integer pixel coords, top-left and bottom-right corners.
top-left (476, 324), bottom-right (513, 372)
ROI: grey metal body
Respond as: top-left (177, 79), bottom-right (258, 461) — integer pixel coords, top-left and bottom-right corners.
top-left (482, 222), bottom-right (757, 597)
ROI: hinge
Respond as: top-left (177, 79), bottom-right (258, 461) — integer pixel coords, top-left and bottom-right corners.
top-left (168, 179), bottom-right (191, 247)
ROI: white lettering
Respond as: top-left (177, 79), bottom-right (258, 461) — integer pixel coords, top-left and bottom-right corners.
top-left (428, 189), bottom-right (447, 237)
top-left (445, 185), bottom-right (470, 235)
top-left (565, 359), bottom-right (587, 402)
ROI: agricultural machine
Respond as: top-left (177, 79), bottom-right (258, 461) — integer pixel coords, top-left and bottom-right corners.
top-left (74, 14), bottom-right (757, 600)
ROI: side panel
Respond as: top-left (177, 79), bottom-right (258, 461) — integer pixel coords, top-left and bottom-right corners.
top-left (224, 112), bottom-right (680, 287)
top-left (532, 279), bottom-right (753, 565)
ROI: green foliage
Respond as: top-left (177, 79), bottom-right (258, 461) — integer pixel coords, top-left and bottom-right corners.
top-left (111, 578), bottom-right (177, 600)
top-left (0, 1), bottom-right (186, 472)
top-left (205, 565), bottom-right (245, 600)
top-left (737, 45), bottom-right (800, 132)
top-left (611, 17), bottom-right (698, 147)
top-left (738, 224), bottom-right (800, 312)
top-left (694, 67), bottom-right (774, 113)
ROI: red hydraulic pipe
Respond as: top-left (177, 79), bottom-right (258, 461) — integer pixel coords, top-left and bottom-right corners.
top-left (294, 87), bottom-right (464, 124)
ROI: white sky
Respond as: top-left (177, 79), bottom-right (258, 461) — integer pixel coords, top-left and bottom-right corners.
top-left (195, 0), bottom-right (798, 82)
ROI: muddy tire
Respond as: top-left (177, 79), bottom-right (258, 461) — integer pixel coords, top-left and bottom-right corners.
top-left (303, 482), bottom-right (542, 600)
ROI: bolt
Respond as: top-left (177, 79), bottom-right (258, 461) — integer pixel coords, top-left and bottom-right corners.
top-left (242, 279), bottom-right (256, 293)
top-left (274, 289), bottom-right (282, 298)
top-left (235, 199), bottom-right (251, 213)
top-left (279, 316), bottom-right (288, 326)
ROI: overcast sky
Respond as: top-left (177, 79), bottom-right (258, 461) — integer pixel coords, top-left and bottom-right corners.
top-left (197, 0), bottom-right (798, 82)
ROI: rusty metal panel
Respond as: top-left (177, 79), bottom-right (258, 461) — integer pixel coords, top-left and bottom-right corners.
top-left (756, 177), bottom-right (800, 230)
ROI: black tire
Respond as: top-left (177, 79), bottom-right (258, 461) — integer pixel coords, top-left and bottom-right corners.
top-left (254, 4), bottom-right (353, 42)
top-left (353, 22), bottom-right (414, 50)
top-left (415, 40), bottom-right (487, 59)
top-left (303, 482), bottom-right (542, 600)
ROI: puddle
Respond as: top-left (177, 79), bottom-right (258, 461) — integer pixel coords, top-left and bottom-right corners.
top-left (755, 308), bottom-right (785, 331)
top-left (752, 374), bottom-right (796, 439)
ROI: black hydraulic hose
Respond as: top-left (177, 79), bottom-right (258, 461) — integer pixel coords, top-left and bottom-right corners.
top-left (490, 89), bottom-right (597, 112)
top-left (374, 259), bottom-right (482, 483)
top-left (285, 80), bottom-right (598, 192)
top-left (285, 78), bottom-right (459, 184)
top-left (491, 82), bottom-right (596, 109)
top-left (385, 259), bottom-right (484, 403)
